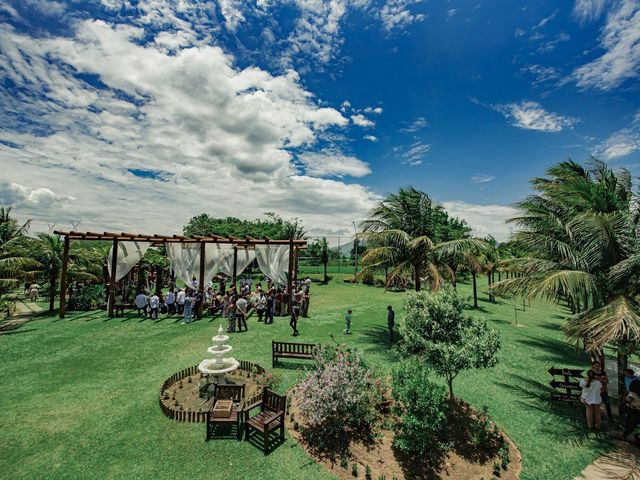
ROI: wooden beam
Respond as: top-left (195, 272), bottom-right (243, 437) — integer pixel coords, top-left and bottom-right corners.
top-left (108, 238), bottom-right (118, 318)
top-left (198, 241), bottom-right (205, 319)
top-left (58, 236), bottom-right (70, 319)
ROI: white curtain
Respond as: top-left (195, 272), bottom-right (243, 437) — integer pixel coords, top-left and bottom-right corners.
top-left (167, 243), bottom-right (239, 289)
top-left (166, 243), bottom-right (201, 289)
top-left (107, 241), bottom-right (151, 283)
top-left (255, 244), bottom-right (290, 286)
top-left (219, 247), bottom-right (256, 278)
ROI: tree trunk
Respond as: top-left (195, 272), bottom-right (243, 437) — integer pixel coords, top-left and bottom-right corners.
top-left (414, 266), bottom-right (421, 292)
top-left (323, 262), bottom-right (328, 284)
top-left (472, 272), bottom-right (478, 308)
top-left (487, 272), bottom-right (493, 302)
top-left (48, 267), bottom-right (56, 312)
top-left (618, 347), bottom-right (628, 416)
top-left (447, 376), bottom-right (454, 400)
top-left (155, 266), bottom-right (163, 295)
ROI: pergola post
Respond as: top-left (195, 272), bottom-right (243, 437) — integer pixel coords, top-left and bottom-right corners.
top-left (287, 238), bottom-right (294, 315)
top-left (198, 241), bottom-right (205, 319)
top-left (232, 246), bottom-right (238, 287)
top-left (108, 238), bottom-right (118, 318)
top-left (58, 235), bottom-right (70, 319)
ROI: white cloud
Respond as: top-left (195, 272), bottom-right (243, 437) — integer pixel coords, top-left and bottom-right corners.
top-left (363, 106), bottom-right (383, 115)
top-left (400, 116), bottom-right (427, 133)
top-left (572, 0), bottom-right (640, 91)
top-left (0, 181), bottom-right (76, 206)
top-left (400, 140), bottom-right (431, 165)
top-left (471, 174), bottom-right (495, 184)
top-left (351, 114), bottom-right (375, 127)
top-left (0, 19), bottom-right (379, 237)
top-left (363, 134), bottom-right (378, 142)
top-left (218, 0), bottom-right (246, 31)
top-left (447, 8), bottom-right (457, 18)
top-left (594, 111), bottom-right (640, 159)
top-left (572, 0), bottom-right (609, 24)
top-left (520, 64), bottom-right (561, 86)
top-left (441, 201), bottom-right (516, 242)
top-left (298, 150), bottom-right (371, 178)
top-left (514, 28), bottom-right (526, 38)
top-left (491, 100), bottom-right (579, 132)
top-left (379, 0), bottom-right (425, 31)
top-left (534, 9), bottom-right (558, 29)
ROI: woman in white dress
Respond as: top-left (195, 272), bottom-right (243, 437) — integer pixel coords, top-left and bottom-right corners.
top-left (580, 370), bottom-right (603, 430)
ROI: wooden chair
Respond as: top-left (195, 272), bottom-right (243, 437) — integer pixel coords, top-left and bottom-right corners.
top-left (205, 384), bottom-right (245, 441)
top-left (243, 389), bottom-right (286, 454)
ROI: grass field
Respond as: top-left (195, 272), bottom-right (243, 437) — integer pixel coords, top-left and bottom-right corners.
top-left (0, 275), bottom-right (615, 480)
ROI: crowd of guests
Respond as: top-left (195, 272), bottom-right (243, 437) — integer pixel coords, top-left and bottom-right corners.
top-left (132, 275), bottom-right (313, 335)
top-left (579, 359), bottom-right (639, 445)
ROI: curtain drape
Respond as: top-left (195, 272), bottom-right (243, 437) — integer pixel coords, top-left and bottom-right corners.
top-left (219, 247), bottom-right (256, 278)
top-left (107, 241), bottom-right (151, 283)
top-left (165, 243), bottom-right (201, 289)
top-left (255, 244), bottom-right (290, 286)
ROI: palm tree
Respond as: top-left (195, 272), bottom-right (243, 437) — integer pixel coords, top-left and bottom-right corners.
top-left (493, 159), bottom-right (640, 407)
top-left (0, 206), bottom-right (38, 299)
top-left (360, 187), bottom-right (488, 291)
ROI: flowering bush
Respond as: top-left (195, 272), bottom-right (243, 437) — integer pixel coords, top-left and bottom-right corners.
top-left (296, 344), bottom-right (379, 453)
top-left (254, 371), bottom-right (282, 391)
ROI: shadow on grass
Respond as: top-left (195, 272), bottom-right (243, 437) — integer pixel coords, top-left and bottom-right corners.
top-left (515, 336), bottom-right (587, 364)
top-left (0, 327), bottom-right (38, 336)
top-left (358, 325), bottom-right (398, 356)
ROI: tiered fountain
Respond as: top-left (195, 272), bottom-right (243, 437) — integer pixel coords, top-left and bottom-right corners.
top-left (198, 325), bottom-right (240, 381)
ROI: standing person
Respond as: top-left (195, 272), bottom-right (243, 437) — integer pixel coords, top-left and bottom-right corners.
top-left (625, 368), bottom-right (639, 392)
top-left (149, 292), bottom-right (159, 320)
top-left (579, 370), bottom-right (603, 430)
top-left (290, 293), bottom-right (300, 336)
top-left (589, 361), bottom-right (612, 421)
top-left (256, 292), bottom-right (266, 322)
top-left (344, 309), bottom-right (352, 335)
top-left (135, 291), bottom-right (148, 317)
top-left (265, 289), bottom-right (274, 324)
top-left (236, 295), bottom-right (248, 332)
top-left (226, 297), bottom-right (237, 333)
top-left (176, 288), bottom-right (186, 315)
top-left (182, 290), bottom-right (194, 324)
top-left (165, 289), bottom-right (176, 315)
top-left (301, 290), bottom-right (310, 318)
top-left (622, 377), bottom-right (640, 444)
top-left (194, 290), bottom-right (204, 319)
top-left (29, 284), bottom-right (39, 302)
top-left (387, 305), bottom-right (395, 342)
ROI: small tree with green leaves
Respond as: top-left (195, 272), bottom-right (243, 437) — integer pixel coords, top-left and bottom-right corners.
top-left (399, 287), bottom-right (501, 399)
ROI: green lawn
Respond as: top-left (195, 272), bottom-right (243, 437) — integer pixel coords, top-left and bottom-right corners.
top-left (0, 276), bottom-right (614, 480)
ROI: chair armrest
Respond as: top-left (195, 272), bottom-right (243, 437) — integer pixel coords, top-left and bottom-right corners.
top-left (265, 411), bottom-right (284, 426)
top-left (243, 400), bottom-right (263, 413)
top-left (204, 397), bottom-right (217, 412)
top-left (236, 400), bottom-right (244, 412)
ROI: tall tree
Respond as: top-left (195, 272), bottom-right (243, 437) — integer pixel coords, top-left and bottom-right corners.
top-left (307, 237), bottom-right (333, 284)
top-left (0, 206), bottom-right (37, 299)
top-left (494, 159), bottom-right (640, 407)
top-left (183, 212), bottom-right (305, 239)
top-left (360, 187), bottom-right (487, 291)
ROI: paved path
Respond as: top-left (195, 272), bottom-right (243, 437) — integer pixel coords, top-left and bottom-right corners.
top-left (574, 441), bottom-right (639, 480)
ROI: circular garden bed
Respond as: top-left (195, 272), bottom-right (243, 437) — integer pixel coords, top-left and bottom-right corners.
top-left (158, 360), bottom-right (264, 422)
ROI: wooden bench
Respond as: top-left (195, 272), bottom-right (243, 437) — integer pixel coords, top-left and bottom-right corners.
top-left (272, 341), bottom-right (318, 368)
top-left (243, 389), bottom-right (286, 454)
top-left (114, 303), bottom-right (135, 317)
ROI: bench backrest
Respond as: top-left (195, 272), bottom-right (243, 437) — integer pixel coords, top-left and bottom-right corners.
top-left (214, 384), bottom-right (245, 403)
top-left (272, 341), bottom-right (318, 355)
top-left (263, 388), bottom-right (286, 414)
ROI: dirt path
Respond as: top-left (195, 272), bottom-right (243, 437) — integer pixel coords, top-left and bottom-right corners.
top-left (0, 297), bottom-right (44, 334)
top-left (574, 441), bottom-right (639, 480)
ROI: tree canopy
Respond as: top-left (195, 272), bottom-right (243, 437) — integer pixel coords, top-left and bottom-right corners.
top-left (183, 212), bottom-right (305, 239)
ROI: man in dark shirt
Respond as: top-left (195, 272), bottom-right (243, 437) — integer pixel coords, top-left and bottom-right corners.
top-left (387, 305), bottom-right (395, 343)
top-left (622, 378), bottom-right (640, 445)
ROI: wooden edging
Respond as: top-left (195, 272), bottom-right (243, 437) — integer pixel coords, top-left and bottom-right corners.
top-left (158, 360), bottom-right (265, 423)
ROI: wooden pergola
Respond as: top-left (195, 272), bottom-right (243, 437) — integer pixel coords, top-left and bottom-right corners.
top-left (54, 231), bottom-right (307, 319)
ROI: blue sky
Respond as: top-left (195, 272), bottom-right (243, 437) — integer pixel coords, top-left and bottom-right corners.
top-left (0, 0), bottom-right (639, 240)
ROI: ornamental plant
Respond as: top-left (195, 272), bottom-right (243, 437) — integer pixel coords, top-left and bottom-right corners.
top-left (296, 344), bottom-right (378, 453)
top-left (399, 287), bottom-right (501, 399)
top-left (255, 371), bottom-right (283, 392)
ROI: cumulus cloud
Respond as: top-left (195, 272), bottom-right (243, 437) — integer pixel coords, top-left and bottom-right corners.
top-left (363, 106), bottom-right (383, 115)
top-left (441, 201), bottom-right (517, 242)
top-left (351, 114), bottom-right (375, 127)
top-left (594, 111), bottom-right (640, 159)
top-left (491, 100), bottom-right (578, 132)
top-left (0, 18), bottom-right (379, 236)
top-left (571, 0), bottom-right (640, 91)
top-left (363, 135), bottom-right (378, 142)
top-left (298, 150), bottom-right (371, 178)
top-left (0, 181), bottom-right (76, 206)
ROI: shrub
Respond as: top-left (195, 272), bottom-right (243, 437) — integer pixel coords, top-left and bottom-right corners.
top-left (296, 344), bottom-right (379, 453)
top-left (340, 456), bottom-right (349, 469)
top-left (391, 359), bottom-right (450, 460)
top-left (500, 442), bottom-right (510, 470)
top-left (365, 465), bottom-right (372, 480)
top-left (492, 461), bottom-right (501, 477)
top-left (0, 299), bottom-right (16, 317)
top-left (67, 284), bottom-right (105, 311)
top-left (255, 371), bottom-right (283, 391)
top-left (162, 390), bottom-right (169, 400)
top-left (351, 463), bottom-right (358, 477)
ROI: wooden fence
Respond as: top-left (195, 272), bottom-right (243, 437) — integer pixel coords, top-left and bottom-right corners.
top-left (158, 361), bottom-right (265, 423)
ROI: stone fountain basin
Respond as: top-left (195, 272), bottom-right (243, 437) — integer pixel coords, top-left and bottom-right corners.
top-left (212, 334), bottom-right (229, 343)
top-left (198, 358), bottom-right (240, 375)
top-left (207, 345), bottom-right (232, 356)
